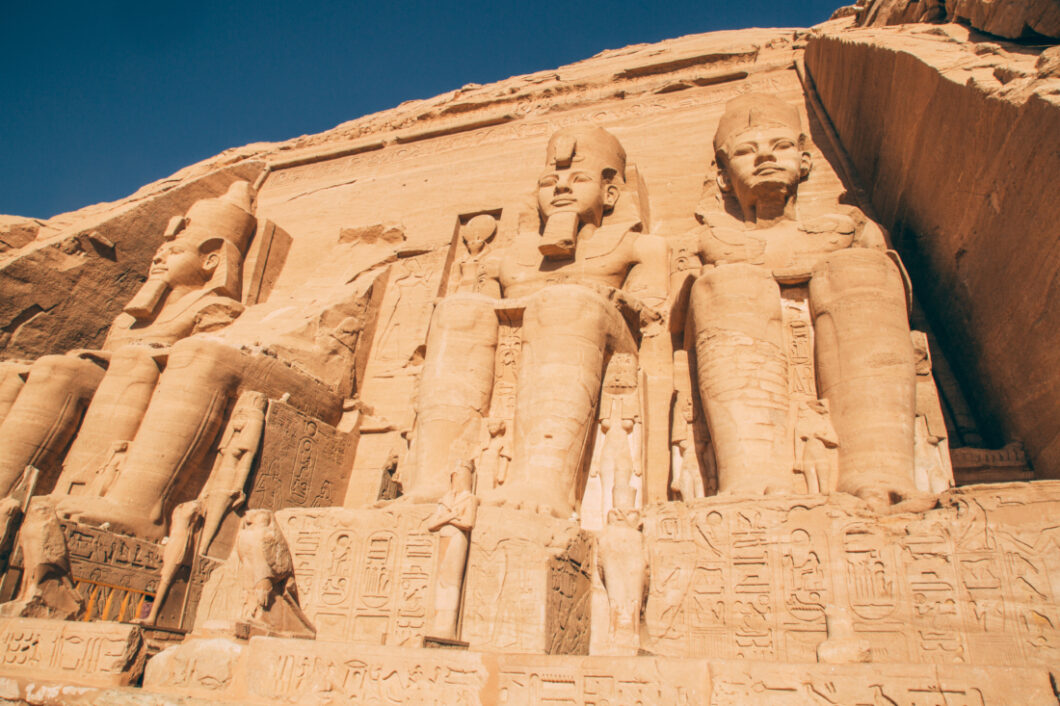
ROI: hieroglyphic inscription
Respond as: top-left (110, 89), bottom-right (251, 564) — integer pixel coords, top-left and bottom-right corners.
top-left (248, 401), bottom-right (352, 512)
top-left (641, 483), bottom-right (1060, 667)
top-left (196, 506), bottom-right (438, 647)
top-left (0, 617), bottom-right (144, 687)
top-left (496, 655), bottom-right (711, 705)
top-left (245, 639), bottom-right (488, 705)
top-left (709, 660), bottom-right (1056, 705)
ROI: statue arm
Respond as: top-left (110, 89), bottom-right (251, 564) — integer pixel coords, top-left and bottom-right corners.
top-left (477, 252), bottom-right (503, 299)
top-left (854, 218), bottom-right (888, 251)
top-left (626, 233), bottom-right (669, 311)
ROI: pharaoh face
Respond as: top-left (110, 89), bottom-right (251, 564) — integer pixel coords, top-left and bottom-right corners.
top-left (537, 165), bottom-right (619, 228)
top-left (150, 240), bottom-right (214, 288)
top-left (718, 125), bottom-right (811, 206)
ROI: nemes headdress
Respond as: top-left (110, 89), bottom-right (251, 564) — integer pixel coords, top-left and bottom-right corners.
top-left (545, 126), bottom-right (627, 183)
top-left (713, 93), bottom-right (803, 155)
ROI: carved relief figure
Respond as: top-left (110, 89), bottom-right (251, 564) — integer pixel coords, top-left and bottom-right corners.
top-left (406, 126), bottom-right (668, 518)
top-left (199, 391), bottom-right (268, 554)
top-left (596, 470), bottom-right (648, 655)
top-left (235, 509), bottom-right (315, 638)
top-left (454, 214), bottom-right (498, 294)
top-left (0, 182), bottom-right (256, 501)
top-left (476, 419), bottom-right (511, 492)
top-left (794, 399), bottom-right (838, 494)
top-left (689, 93), bottom-right (930, 511)
top-left (670, 350), bottom-right (706, 502)
top-left (137, 499), bottom-right (204, 626)
top-left (425, 460), bottom-right (479, 640)
top-left (0, 498), bottom-right (84, 619)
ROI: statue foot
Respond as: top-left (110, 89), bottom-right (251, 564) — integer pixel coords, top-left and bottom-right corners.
top-left (56, 495), bottom-right (164, 540)
top-left (480, 485), bottom-right (565, 518)
top-left (858, 488), bottom-right (937, 515)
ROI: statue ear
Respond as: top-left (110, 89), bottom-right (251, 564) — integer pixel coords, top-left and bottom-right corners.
top-left (603, 183), bottom-right (620, 210)
top-left (201, 251), bottom-right (220, 273)
top-left (800, 150), bottom-right (813, 180)
top-left (716, 168), bottom-right (733, 194)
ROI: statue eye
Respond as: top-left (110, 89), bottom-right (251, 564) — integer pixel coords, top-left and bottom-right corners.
top-left (774, 140), bottom-right (795, 150)
top-left (572, 173), bottom-right (593, 184)
top-left (538, 175), bottom-right (558, 187)
top-left (732, 145), bottom-right (755, 157)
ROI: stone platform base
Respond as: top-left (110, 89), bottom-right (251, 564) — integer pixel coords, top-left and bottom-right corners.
top-left (133, 635), bottom-right (1060, 705)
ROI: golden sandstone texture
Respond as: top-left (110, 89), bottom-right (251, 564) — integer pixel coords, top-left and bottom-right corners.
top-left (0, 7), bottom-right (1058, 705)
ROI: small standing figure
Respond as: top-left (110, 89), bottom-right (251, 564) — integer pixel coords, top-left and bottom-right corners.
top-left (454, 214), bottom-right (498, 294)
top-left (596, 473), bottom-right (648, 655)
top-left (476, 419), bottom-right (511, 491)
top-left (235, 509), bottom-right (314, 638)
top-left (794, 399), bottom-right (839, 494)
top-left (425, 460), bottom-right (479, 640)
top-left (0, 498), bottom-right (84, 619)
top-left (86, 440), bottom-right (128, 497)
top-left (200, 391), bottom-right (267, 554)
top-left (670, 350), bottom-right (705, 502)
top-left (137, 499), bottom-right (203, 627)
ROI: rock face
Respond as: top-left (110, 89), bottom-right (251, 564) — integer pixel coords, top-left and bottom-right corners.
top-left (858, 0), bottom-right (1060, 38)
top-left (0, 12), bottom-right (1058, 705)
top-left (805, 20), bottom-right (1060, 481)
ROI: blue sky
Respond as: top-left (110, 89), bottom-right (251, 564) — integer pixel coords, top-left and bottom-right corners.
top-left (0, 0), bottom-right (840, 218)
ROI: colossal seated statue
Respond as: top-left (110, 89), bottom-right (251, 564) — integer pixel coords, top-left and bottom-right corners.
top-left (0, 182), bottom-right (342, 540)
top-left (0, 182), bottom-right (257, 498)
top-left (403, 127), bottom-right (668, 518)
top-left (689, 93), bottom-right (930, 511)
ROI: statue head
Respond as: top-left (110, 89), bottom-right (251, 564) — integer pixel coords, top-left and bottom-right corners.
top-left (125, 181), bottom-right (256, 319)
top-left (450, 460), bottom-right (475, 494)
top-left (713, 93), bottom-right (812, 215)
top-left (537, 126), bottom-right (626, 228)
top-left (462, 214), bottom-right (497, 256)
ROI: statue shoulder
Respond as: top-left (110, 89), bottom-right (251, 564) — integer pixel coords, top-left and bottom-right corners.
top-left (697, 211), bottom-right (764, 265)
top-left (191, 296), bottom-right (245, 335)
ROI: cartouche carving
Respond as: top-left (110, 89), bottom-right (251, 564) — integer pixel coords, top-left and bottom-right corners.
top-left (690, 93), bottom-right (930, 511)
top-left (406, 126), bottom-right (668, 518)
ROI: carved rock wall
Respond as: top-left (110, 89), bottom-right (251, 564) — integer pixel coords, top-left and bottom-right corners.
top-left (805, 22), bottom-right (1060, 477)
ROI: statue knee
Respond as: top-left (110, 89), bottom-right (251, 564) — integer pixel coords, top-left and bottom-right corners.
top-left (31, 355), bottom-right (104, 398)
top-left (811, 248), bottom-right (906, 311)
top-left (165, 338), bottom-right (243, 389)
top-left (430, 294), bottom-right (496, 334)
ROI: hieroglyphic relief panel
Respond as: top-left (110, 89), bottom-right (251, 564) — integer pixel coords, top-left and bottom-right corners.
top-left (196, 506), bottom-right (439, 647)
top-left (709, 660), bottom-right (1057, 705)
top-left (462, 506), bottom-right (581, 654)
top-left (248, 400), bottom-right (354, 512)
top-left (244, 638), bottom-right (489, 705)
top-left (642, 482), bottom-right (1060, 667)
top-left (0, 617), bottom-right (144, 687)
top-left (495, 655), bottom-right (711, 706)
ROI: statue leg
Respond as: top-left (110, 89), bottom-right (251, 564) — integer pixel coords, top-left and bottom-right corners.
top-left (60, 338), bottom-right (242, 538)
top-left (690, 264), bottom-right (792, 494)
top-left (408, 295), bottom-right (498, 502)
top-left (810, 249), bottom-right (922, 509)
top-left (0, 355), bottom-right (104, 496)
top-left (493, 285), bottom-right (635, 517)
top-left (56, 347), bottom-right (162, 495)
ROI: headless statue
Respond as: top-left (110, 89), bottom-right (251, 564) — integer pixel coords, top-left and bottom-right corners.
top-left (689, 93), bottom-right (931, 512)
top-left (405, 126), bottom-right (668, 518)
